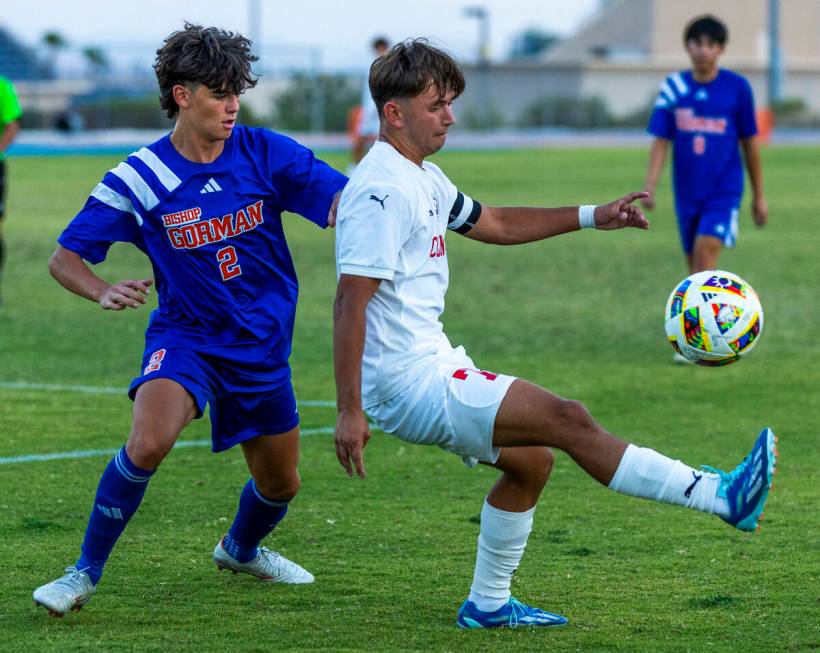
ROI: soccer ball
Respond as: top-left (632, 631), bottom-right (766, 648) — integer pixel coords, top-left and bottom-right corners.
top-left (664, 270), bottom-right (763, 366)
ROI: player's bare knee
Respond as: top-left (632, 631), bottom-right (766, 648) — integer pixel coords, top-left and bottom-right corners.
top-left (502, 447), bottom-right (554, 490)
top-left (255, 471), bottom-right (301, 502)
top-left (528, 447), bottom-right (554, 488)
top-left (124, 438), bottom-right (168, 470)
top-left (556, 398), bottom-right (595, 432)
top-left (125, 426), bottom-right (176, 470)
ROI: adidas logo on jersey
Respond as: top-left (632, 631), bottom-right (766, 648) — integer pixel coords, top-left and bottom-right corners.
top-left (200, 178), bottom-right (223, 194)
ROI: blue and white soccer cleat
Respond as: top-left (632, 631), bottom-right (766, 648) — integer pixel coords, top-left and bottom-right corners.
top-left (213, 538), bottom-right (315, 584)
top-left (33, 567), bottom-right (96, 617)
top-left (456, 597), bottom-right (568, 629)
top-left (704, 427), bottom-right (778, 532)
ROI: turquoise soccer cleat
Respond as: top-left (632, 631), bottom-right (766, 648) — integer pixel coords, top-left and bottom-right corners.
top-left (456, 597), bottom-right (568, 629)
top-left (704, 427), bottom-right (778, 532)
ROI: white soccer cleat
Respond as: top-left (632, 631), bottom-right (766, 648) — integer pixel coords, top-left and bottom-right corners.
top-left (33, 567), bottom-right (96, 617)
top-left (212, 538), bottom-right (314, 584)
top-left (672, 351), bottom-right (690, 364)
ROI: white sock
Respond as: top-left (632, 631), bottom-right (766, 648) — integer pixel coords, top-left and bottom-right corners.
top-left (467, 499), bottom-right (534, 613)
top-left (609, 444), bottom-right (730, 517)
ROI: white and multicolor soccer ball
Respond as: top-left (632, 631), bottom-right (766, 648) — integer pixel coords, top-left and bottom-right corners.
top-left (664, 270), bottom-right (763, 366)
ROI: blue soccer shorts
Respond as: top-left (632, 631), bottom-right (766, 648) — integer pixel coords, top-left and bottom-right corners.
top-left (677, 197), bottom-right (740, 254)
top-left (128, 345), bottom-right (299, 452)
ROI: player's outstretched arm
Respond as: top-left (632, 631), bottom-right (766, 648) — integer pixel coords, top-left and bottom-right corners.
top-left (464, 192), bottom-right (649, 245)
top-left (642, 137), bottom-right (669, 210)
top-left (333, 273), bottom-right (381, 479)
top-left (592, 191), bottom-right (651, 230)
top-left (48, 245), bottom-right (153, 311)
top-left (740, 137), bottom-right (768, 227)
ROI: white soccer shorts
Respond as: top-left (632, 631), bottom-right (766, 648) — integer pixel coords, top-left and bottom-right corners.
top-left (367, 352), bottom-right (516, 467)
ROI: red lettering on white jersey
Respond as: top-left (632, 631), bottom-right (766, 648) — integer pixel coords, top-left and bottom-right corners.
top-left (429, 234), bottom-right (446, 258)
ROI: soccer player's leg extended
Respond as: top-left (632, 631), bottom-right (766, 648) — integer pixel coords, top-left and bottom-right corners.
top-left (33, 378), bottom-right (196, 617)
top-left (458, 379), bottom-right (776, 628)
top-left (212, 429), bottom-right (314, 584)
top-left (688, 234), bottom-right (723, 274)
top-left (492, 379), bottom-right (775, 528)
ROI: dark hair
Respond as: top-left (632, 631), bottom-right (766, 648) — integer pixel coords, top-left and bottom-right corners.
top-left (369, 38), bottom-right (465, 117)
top-left (371, 36), bottom-right (390, 51)
top-left (154, 23), bottom-right (258, 118)
top-left (684, 15), bottom-right (728, 45)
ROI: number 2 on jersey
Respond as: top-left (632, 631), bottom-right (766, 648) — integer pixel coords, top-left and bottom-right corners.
top-left (217, 245), bottom-right (242, 281)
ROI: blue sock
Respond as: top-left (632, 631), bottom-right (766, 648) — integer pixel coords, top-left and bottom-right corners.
top-left (223, 479), bottom-right (289, 563)
top-left (75, 447), bottom-right (155, 585)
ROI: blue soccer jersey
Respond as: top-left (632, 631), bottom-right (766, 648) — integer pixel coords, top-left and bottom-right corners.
top-left (59, 126), bottom-right (346, 383)
top-left (647, 69), bottom-right (757, 210)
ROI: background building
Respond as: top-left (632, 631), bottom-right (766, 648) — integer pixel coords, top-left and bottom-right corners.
top-left (458, 0), bottom-right (820, 127)
top-left (2, 0), bottom-right (819, 132)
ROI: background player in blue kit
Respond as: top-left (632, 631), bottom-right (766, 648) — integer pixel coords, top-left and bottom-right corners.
top-left (641, 15), bottom-right (768, 274)
top-left (32, 24), bottom-right (346, 617)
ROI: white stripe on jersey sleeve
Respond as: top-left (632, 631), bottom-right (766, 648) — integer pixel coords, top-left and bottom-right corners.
top-left (660, 80), bottom-right (676, 104)
top-left (133, 147), bottom-right (181, 191)
top-left (447, 193), bottom-right (475, 231)
top-left (90, 183), bottom-right (144, 226)
top-left (447, 191), bottom-right (481, 234)
top-left (109, 161), bottom-right (159, 210)
top-left (670, 72), bottom-right (689, 95)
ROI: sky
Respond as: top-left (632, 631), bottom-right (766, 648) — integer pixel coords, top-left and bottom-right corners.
top-left (3, 0), bottom-right (601, 73)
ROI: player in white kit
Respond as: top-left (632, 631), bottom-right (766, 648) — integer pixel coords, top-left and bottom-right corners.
top-left (333, 39), bottom-right (776, 629)
top-left (349, 36), bottom-right (390, 173)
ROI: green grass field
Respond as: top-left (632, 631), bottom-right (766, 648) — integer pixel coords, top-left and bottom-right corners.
top-left (1, 146), bottom-right (818, 652)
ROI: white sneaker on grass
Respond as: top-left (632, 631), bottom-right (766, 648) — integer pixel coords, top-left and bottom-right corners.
top-left (33, 567), bottom-right (96, 617)
top-left (212, 538), bottom-right (314, 584)
top-left (672, 351), bottom-right (690, 364)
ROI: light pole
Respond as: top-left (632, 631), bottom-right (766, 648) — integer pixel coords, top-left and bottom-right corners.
top-left (463, 5), bottom-right (490, 64)
top-left (248, 0), bottom-right (261, 57)
top-left (767, 0), bottom-right (782, 107)
top-left (463, 6), bottom-right (490, 128)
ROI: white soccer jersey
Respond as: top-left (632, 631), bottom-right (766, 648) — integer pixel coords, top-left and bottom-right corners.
top-left (357, 74), bottom-right (380, 137)
top-left (336, 141), bottom-right (480, 407)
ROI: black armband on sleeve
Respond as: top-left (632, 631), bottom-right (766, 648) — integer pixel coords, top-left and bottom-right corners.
top-left (447, 192), bottom-right (482, 234)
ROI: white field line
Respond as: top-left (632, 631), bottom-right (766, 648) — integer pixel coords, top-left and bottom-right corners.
top-left (0, 379), bottom-right (339, 465)
top-left (0, 380), bottom-right (336, 407)
top-left (0, 427), bottom-right (336, 465)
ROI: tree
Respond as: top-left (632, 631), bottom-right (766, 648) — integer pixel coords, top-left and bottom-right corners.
top-left (82, 46), bottom-right (109, 78)
top-left (42, 31), bottom-right (68, 76)
top-left (509, 28), bottom-right (560, 59)
top-left (273, 73), bottom-right (358, 132)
